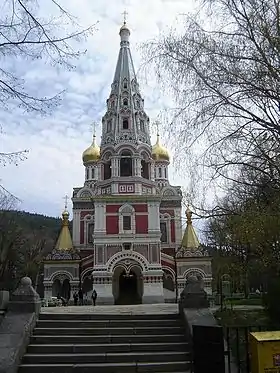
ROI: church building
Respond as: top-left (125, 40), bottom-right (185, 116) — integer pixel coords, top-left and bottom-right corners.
top-left (43, 21), bottom-right (212, 304)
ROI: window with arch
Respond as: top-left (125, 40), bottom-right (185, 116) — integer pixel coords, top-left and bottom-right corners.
top-left (123, 215), bottom-right (131, 230)
top-left (122, 118), bottom-right (129, 130)
top-left (141, 160), bottom-right (149, 179)
top-left (123, 98), bottom-right (128, 106)
top-left (87, 221), bottom-right (94, 244)
top-left (120, 150), bottom-right (132, 177)
top-left (91, 168), bottom-right (95, 179)
top-left (104, 160), bottom-right (111, 180)
top-left (160, 222), bottom-right (168, 243)
top-left (164, 168), bottom-right (167, 178)
top-left (107, 119), bottom-right (112, 132)
top-left (158, 168), bottom-right (162, 178)
top-left (86, 168), bottom-right (89, 180)
top-left (140, 119), bottom-right (145, 132)
top-left (119, 204), bottom-right (135, 234)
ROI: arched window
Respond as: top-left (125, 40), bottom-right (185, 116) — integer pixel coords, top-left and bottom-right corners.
top-left (119, 204), bottom-right (135, 234)
top-left (107, 120), bottom-right (112, 132)
top-left (140, 120), bottom-right (145, 132)
top-left (120, 151), bottom-right (132, 177)
top-left (104, 161), bottom-right (111, 180)
top-left (158, 168), bottom-right (162, 178)
top-left (123, 81), bottom-right (128, 89)
top-left (87, 222), bottom-right (94, 244)
top-left (86, 168), bottom-right (89, 180)
top-left (141, 160), bottom-right (149, 179)
top-left (122, 118), bottom-right (129, 130)
top-left (160, 222), bottom-right (168, 243)
top-left (91, 168), bottom-right (95, 179)
top-left (123, 98), bottom-right (128, 106)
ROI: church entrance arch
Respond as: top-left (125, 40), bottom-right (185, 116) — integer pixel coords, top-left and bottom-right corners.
top-left (112, 263), bottom-right (143, 305)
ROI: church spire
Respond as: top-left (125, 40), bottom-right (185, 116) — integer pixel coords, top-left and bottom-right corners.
top-left (101, 19), bottom-right (151, 149)
top-left (55, 196), bottom-right (73, 251)
top-left (180, 208), bottom-right (200, 250)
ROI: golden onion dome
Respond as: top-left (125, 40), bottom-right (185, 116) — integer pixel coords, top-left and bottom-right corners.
top-left (82, 135), bottom-right (100, 164)
top-left (152, 134), bottom-right (170, 162)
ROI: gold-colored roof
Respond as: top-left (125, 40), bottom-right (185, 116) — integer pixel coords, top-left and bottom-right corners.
top-left (250, 331), bottom-right (280, 342)
top-left (55, 210), bottom-right (73, 251)
top-left (152, 134), bottom-right (170, 162)
top-left (82, 135), bottom-right (100, 164)
top-left (181, 208), bottom-right (200, 249)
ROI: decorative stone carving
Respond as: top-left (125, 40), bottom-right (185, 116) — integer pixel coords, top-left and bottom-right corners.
top-left (9, 277), bottom-right (41, 314)
top-left (179, 275), bottom-right (209, 309)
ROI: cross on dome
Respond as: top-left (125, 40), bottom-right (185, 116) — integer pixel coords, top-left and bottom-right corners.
top-left (91, 121), bottom-right (97, 137)
top-left (63, 195), bottom-right (69, 210)
top-left (122, 10), bottom-right (128, 24)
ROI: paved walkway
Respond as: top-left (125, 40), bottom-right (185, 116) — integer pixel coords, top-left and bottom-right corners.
top-left (41, 303), bottom-right (179, 315)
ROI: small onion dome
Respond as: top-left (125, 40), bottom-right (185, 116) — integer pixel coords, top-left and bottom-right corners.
top-left (62, 209), bottom-right (70, 221)
top-left (152, 134), bottom-right (170, 162)
top-left (82, 135), bottom-right (100, 164)
top-left (120, 21), bottom-right (130, 33)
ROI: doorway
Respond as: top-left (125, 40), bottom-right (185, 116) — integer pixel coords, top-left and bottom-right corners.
top-left (116, 270), bottom-right (141, 305)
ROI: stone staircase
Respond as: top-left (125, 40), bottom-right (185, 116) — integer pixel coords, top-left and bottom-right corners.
top-left (18, 312), bottom-right (191, 373)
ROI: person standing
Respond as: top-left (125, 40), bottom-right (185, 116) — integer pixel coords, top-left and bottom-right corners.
top-left (91, 289), bottom-right (97, 306)
top-left (78, 288), bottom-right (83, 306)
top-left (73, 291), bottom-right (78, 306)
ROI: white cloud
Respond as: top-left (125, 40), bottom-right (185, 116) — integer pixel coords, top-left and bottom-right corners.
top-left (1, 0), bottom-right (197, 219)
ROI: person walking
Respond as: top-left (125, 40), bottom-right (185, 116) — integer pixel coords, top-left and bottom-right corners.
top-left (91, 289), bottom-right (97, 306)
top-left (78, 288), bottom-right (83, 306)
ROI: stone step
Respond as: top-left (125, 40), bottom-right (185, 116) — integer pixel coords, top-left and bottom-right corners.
top-left (39, 313), bottom-right (179, 321)
top-left (27, 342), bottom-right (189, 354)
top-left (33, 326), bottom-right (182, 336)
top-left (30, 334), bottom-right (186, 344)
top-left (18, 360), bottom-right (190, 373)
top-left (22, 351), bottom-right (190, 364)
top-left (36, 319), bottom-right (181, 328)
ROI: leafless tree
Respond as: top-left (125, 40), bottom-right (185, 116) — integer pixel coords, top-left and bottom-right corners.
top-left (0, 0), bottom-right (97, 165)
top-left (143, 0), bottom-right (280, 211)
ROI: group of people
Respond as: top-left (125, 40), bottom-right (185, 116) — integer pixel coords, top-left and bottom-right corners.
top-left (73, 288), bottom-right (97, 306)
top-left (56, 288), bottom-right (97, 306)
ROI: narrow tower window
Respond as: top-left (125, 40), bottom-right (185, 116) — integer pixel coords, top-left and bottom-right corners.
top-left (160, 222), bottom-right (168, 243)
top-left (124, 81), bottom-right (128, 89)
top-left (141, 160), bottom-right (149, 179)
top-left (123, 98), bottom-right (128, 106)
top-left (86, 168), bottom-right (89, 180)
top-left (158, 168), bottom-right (162, 178)
top-left (120, 151), bottom-right (132, 177)
top-left (164, 168), bottom-right (167, 178)
top-left (104, 161), bottom-right (111, 180)
top-left (140, 120), bottom-right (145, 132)
top-left (107, 120), bottom-right (112, 132)
top-left (91, 168), bottom-right (95, 179)
top-left (122, 118), bottom-right (129, 130)
top-left (87, 222), bottom-right (94, 244)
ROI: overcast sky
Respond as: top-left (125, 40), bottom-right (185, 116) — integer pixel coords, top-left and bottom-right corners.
top-left (1, 0), bottom-right (198, 219)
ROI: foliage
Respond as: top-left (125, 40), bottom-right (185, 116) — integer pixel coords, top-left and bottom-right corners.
top-left (0, 193), bottom-right (62, 290)
top-left (0, 0), bottom-right (97, 167)
top-left (143, 0), bottom-right (280, 210)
